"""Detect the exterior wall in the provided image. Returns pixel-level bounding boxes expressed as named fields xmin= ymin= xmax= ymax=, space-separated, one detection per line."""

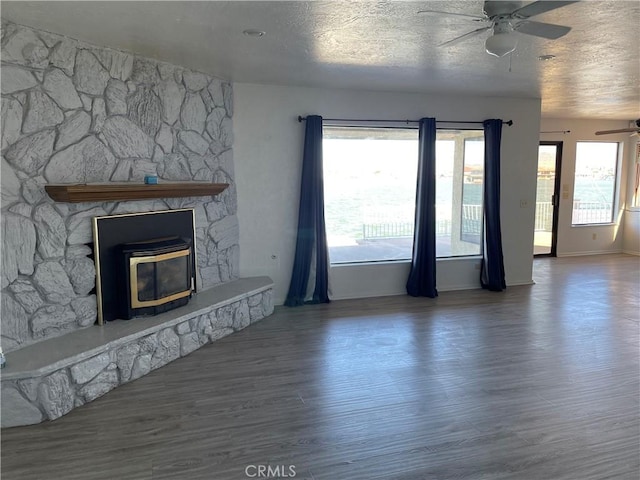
xmin=540 ymin=118 xmax=633 ymax=256
xmin=0 ymin=21 xmax=239 ymax=352
xmin=234 ymin=83 xmax=542 ymax=304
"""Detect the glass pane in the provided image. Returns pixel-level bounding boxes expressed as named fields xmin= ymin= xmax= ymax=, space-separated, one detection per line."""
xmin=136 ymin=262 xmax=156 ymax=302
xmin=156 ymin=256 xmax=189 ymax=298
xmin=461 ymin=137 xmax=484 ymax=254
xmin=135 ymin=256 xmax=189 ymax=302
xmin=435 ymin=132 xmax=484 ymax=257
xmin=634 ymin=142 xmax=640 ymax=207
xmin=572 ymin=142 xmax=618 ymax=225
xmin=323 ymin=127 xmax=484 ymax=264
xmin=534 ymin=145 xmax=557 ymax=255
xmin=324 ymin=127 xmax=418 ymax=264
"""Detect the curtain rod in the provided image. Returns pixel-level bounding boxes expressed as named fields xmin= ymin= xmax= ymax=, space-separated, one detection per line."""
xmin=297 ymin=116 xmax=513 ymax=126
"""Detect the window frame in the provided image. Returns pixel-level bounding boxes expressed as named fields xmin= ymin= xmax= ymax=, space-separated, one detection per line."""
xmin=632 ymin=141 xmax=640 ymax=209
xmin=321 ymin=123 xmax=486 ymax=265
xmin=570 ymin=141 xmax=622 ymax=227
xmin=322 ymin=124 xmax=419 ymax=265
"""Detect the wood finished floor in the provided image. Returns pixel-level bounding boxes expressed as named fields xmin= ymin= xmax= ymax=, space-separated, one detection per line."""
xmin=2 ymin=254 xmax=639 ymax=480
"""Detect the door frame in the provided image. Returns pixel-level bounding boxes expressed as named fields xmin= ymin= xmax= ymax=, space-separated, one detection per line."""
xmin=536 ymin=141 xmax=563 ymax=257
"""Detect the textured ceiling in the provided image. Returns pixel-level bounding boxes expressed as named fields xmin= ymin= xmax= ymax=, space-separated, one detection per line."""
xmin=2 ymin=1 xmax=639 ymax=120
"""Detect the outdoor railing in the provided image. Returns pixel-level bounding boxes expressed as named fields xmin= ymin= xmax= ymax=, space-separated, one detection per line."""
xmin=362 ymin=204 xmax=482 ymax=240
xmin=535 ymin=201 xmax=613 ymax=228
xmin=571 ymin=201 xmax=613 ymax=224
xmin=362 ymin=222 xmax=414 ymax=239
xmin=361 ymin=201 xmax=614 ymax=240
xmin=535 ymin=202 xmax=554 ymax=231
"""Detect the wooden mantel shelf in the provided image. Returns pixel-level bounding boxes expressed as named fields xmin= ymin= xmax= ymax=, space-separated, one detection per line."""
xmin=45 ymin=183 xmax=229 ymax=203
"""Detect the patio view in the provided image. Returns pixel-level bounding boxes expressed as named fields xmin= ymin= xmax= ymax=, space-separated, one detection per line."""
xmin=323 ymin=127 xmax=484 ymax=264
xmin=534 ymin=142 xmax=618 ymax=255
xmin=325 ymin=131 xmax=619 ymax=264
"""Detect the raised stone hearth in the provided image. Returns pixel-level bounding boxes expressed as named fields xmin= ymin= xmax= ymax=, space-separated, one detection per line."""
xmin=1 ymin=277 xmax=274 ymax=428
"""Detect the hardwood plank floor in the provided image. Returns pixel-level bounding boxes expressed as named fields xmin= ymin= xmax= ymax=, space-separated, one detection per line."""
xmin=2 ymin=254 xmax=639 ymax=480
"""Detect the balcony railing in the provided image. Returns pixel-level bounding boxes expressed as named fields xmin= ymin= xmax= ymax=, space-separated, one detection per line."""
xmin=362 ymin=204 xmax=482 ymax=240
xmin=535 ymin=202 xmax=554 ymax=231
xmin=535 ymin=201 xmax=613 ymax=228
xmin=361 ymin=201 xmax=614 ymax=241
xmin=571 ymin=201 xmax=613 ymax=224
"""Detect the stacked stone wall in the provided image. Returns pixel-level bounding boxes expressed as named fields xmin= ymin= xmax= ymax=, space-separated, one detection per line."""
xmin=1 ymin=21 xmax=239 ymax=352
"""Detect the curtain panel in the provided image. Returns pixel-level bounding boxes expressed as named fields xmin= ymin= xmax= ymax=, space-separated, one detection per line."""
xmin=406 ymin=117 xmax=438 ymax=298
xmin=481 ymin=119 xmax=507 ymax=291
xmin=285 ymin=115 xmax=330 ymax=306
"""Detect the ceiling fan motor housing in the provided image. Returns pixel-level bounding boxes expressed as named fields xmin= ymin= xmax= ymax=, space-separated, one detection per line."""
xmin=484 ymin=1 xmax=522 ymax=17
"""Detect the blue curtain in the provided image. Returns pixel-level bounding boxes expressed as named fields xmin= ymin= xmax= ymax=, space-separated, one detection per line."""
xmin=481 ymin=119 xmax=507 ymax=291
xmin=285 ymin=115 xmax=330 ymax=306
xmin=406 ymin=118 xmax=438 ymax=298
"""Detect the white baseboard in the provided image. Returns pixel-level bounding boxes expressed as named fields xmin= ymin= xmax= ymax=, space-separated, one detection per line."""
xmin=439 ymin=284 xmax=482 ymax=292
xmin=326 ymin=281 xmax=537 ymax=301
xmin=507 ymin=280 xmax=536 ymax=286
xmin=557 ymin=250 xmax=623 ymax=257
xmin=622 ymin=249 xmax=640 ymax=256
xmin=329 ymin=284 xmax=483 ymax=301
xmin=329 ymin=290 xmax=406 ymax=301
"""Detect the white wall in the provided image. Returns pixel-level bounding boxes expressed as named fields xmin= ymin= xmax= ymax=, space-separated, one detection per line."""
xmin=623 ymin=134 xmax=640 ymax=255
xmin=622 ymin=126 xmax=640 ymax=255
xmin=623 ymin=211 xmax=640 ymax=255
xmin=234 ymin=83 xmax=541 ymax=304
xmin=540 ymin=118 xmax=634 ymax=256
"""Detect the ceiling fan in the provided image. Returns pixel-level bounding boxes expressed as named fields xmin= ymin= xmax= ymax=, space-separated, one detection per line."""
xmin=419 ymin=1 xmax=578 ymax=57
xmin=595 ymin=120 xmax=640 ymax=136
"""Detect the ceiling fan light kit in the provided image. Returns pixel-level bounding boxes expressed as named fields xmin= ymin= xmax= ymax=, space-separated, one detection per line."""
xmin=485 ymin=31 xmax=518 ymax=57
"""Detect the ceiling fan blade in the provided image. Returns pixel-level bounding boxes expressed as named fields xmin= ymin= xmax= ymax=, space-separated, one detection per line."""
xmin=511 ymin=1 xmax=579 ymax=19
xmin=595 ymin=128 xmax=640 ymax=135
xmin=418 ymin=9 xmax=488 ymax=22
xmin=439 ymin=26 xmax=492 ymax=47
xmin=515 ymin=21 xmax=571 ymax=39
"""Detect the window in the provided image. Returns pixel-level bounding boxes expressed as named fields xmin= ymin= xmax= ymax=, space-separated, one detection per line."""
xmin=323 ymin=126 xmax=484 ymax=264
xmin=323 ymin=127 xmax=418 ymax=264
xmin=634 ymin=142 xmax=640 ymax=208
xmin=572 ymin=142 xmax=619 ymax=225
xmin=437 ymin=132 xmax=485 ymax=257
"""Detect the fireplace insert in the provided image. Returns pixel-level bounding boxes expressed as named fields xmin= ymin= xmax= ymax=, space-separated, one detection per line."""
xmin=93 ymin=208 xmax=198 ymax=324
xmin=117 ymin=237 xmax=193 ymax=320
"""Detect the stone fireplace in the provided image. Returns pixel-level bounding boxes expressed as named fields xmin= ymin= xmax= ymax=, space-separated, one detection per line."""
xmin=1 ymin=19 xmax=243 ymax=352
xmin=0 ymin=21 xmax=274 ymax=427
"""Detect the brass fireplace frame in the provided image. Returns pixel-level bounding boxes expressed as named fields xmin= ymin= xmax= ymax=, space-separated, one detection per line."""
xmin=129 ymin=249 xmax=192 ymax=308
xmin=92 ymin=208 xmax=198 ymax=325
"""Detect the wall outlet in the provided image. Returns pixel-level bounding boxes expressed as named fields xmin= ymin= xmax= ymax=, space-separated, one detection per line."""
xmin=592 ymin=233 xmax=597 ymax=240
xmin=520 ymin=199 xmax=528 ymax=208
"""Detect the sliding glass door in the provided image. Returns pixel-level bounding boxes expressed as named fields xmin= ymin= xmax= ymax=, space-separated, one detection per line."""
xmin=534 ymin=142 xmax=562 ymax=256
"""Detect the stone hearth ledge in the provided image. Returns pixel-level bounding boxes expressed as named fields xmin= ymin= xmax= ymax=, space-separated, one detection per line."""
xmin=1 ymin=276 xmax=273 ymax=428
